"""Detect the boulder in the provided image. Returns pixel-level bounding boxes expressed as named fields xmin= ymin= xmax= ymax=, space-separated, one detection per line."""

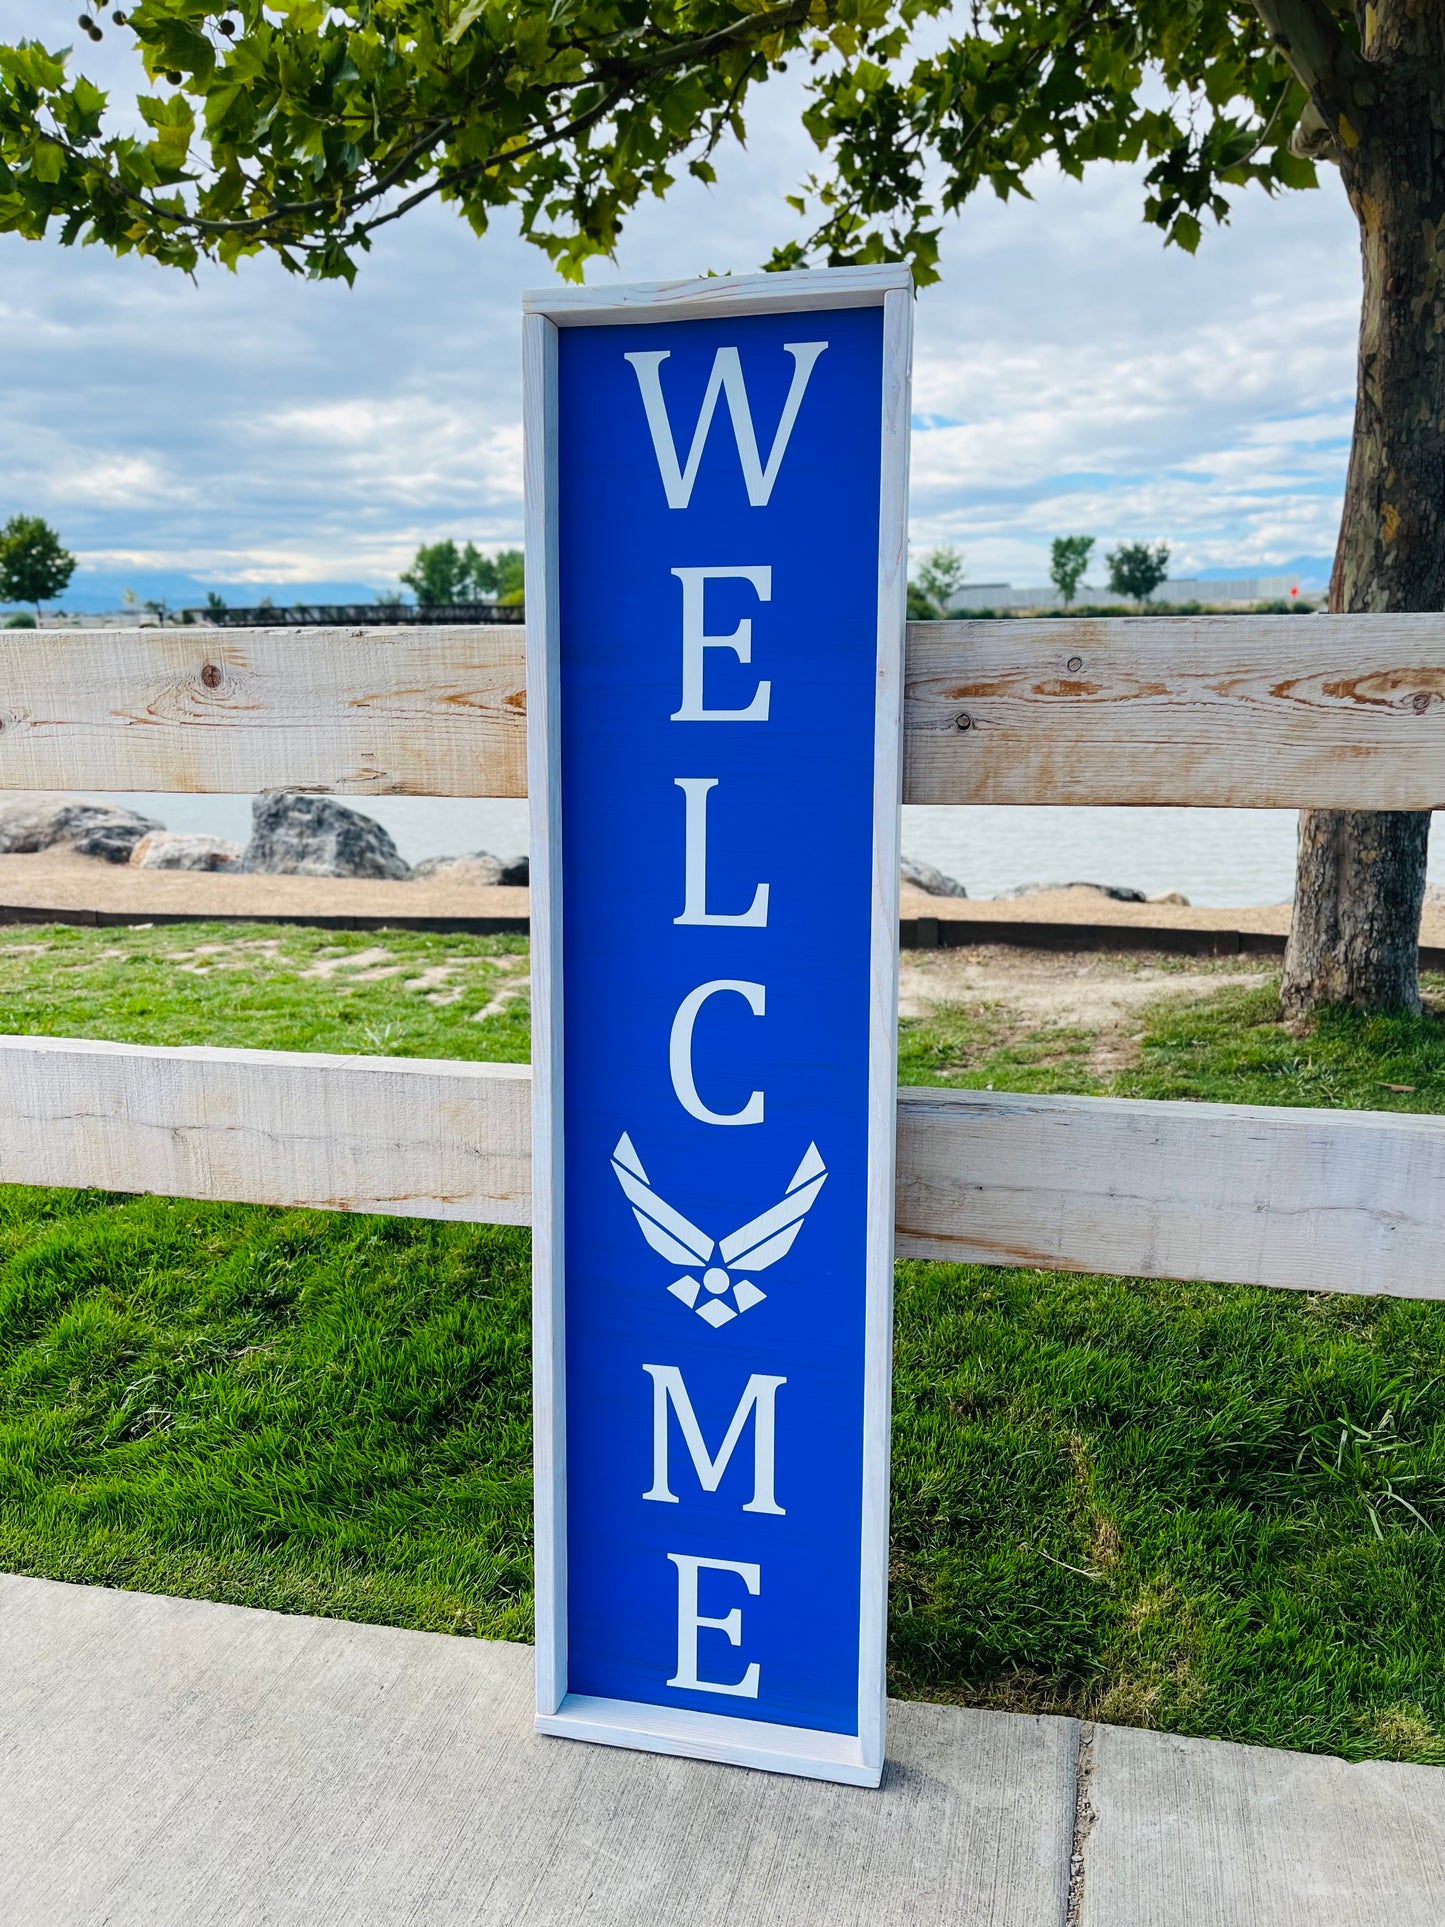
xmin=0 ymin=798 xmax=163 ymax=864
xmin=1146 ymin=889 xmax=1192 ymax=907
xmin=130 ymin=831 xmax=244 ymax=872
xmin=411 ymin=852 xmax=505 ymax=886
xmin=242 ymin=792 xmax=411 ymax=879
xmin=901 ymin=856 xmax=967 ymax=898
xmin=499 ymin=854 xmax=529 ymax=886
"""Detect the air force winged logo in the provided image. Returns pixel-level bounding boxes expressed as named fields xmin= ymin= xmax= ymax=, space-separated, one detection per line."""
xmin=610 ymin=1132 xmax=828 ymax=1327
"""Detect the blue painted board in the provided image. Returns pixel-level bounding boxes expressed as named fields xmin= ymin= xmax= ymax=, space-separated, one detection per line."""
xmin=556 ymin=301 xmax=888 ymax=1742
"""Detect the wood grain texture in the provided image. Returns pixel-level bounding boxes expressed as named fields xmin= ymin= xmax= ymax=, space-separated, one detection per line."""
xmin=5 ymin=612 xmax=1444 ymax=804
xmin=4 ymin=1035 xmax=1443 ymax=1302
xmin=0 ymin=1035 xmax=531 ymax=1222
xmin=0 ymin=626 xmax=527 ymax=797
xmin=904 ymin=612 xmax=1445 ymax=807
xmin=895 ymin=1087 xmax=1445 ymax=1299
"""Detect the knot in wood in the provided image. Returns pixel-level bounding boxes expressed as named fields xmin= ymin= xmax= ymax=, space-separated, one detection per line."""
xmin=955 ymin=711 xmax=973 ymax=732
xmin=200 ymin=663 xmax=223 ymax=688
xmin=1066 ymin=655 xmax=1083 ymax=673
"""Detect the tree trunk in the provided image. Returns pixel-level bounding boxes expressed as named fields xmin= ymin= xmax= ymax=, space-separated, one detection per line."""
xmin=1280 ymin=5 xmax=1445 ymax=1020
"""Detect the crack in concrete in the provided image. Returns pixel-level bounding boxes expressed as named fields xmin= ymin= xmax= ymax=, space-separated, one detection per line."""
xmin=1065 ymin=1721 xmax=1098 ymax=1927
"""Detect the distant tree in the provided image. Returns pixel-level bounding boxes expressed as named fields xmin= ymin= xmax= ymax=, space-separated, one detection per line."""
xmin=0 ymin=514 xmax=75 ymax=618
xmin=906 ymin=582 xmax=940 ymax=621
xmin=401 ymin=539 xmax=466 ymax=606
xmin=494 ymin=549 xmax=525 ymax=605
xmin=1106 ymin=541 xmax=1171 ymax=611
xmin=461 ymin=542 xmax=498 ymax=599
xmin=913 ymin=545 xmax=966 ymax=616
xmin=204 ymin=590 xmax=226 ymax=612
xmin=1049 ymin=535 xmax=1095 ymax=608
xmin=401 ymin=540 xmax=522 ymax=605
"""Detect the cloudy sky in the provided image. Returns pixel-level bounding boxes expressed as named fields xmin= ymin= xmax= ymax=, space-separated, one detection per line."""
xmin=0 ymin=20 xmax=1362 ymax=610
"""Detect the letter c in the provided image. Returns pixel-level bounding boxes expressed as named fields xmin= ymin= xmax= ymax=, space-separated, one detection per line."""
xmin=669 ymin=980 xmax=765 ymax=1126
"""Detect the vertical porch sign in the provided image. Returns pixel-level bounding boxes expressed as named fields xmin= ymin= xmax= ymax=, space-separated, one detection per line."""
xmin=525 ymin=266 xmax=912 ymax=1786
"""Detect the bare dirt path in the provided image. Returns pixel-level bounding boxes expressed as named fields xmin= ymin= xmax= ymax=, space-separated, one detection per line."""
xmin=900 ymin=946 xmax=1275 ymax=1077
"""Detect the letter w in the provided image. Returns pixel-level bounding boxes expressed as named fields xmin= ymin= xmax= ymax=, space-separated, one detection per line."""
xmin=624 ymin=343 xmax=828 ymax=509
xmin=642 ymin=1364 xmax=786 ymax=1514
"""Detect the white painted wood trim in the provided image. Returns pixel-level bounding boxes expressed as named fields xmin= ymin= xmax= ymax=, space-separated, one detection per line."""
xmin=5 ymin=612 xmax=1443 ymax=806
xmin=5 ymin=1038 xmax=1444 ymax=1304
xmin=537 ymin=1695 xmax=879 ymax=1787
xmin=855 ymin=283 xmax=912 ymax=1782
xmin=522 ymin=266 xmax=910 ymax=327
xmin=524 ymin=311 xmax=568 ymax=1719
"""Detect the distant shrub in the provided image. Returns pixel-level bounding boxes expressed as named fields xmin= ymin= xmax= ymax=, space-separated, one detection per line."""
xmin=3 ymin=611 xmax=37 ymax=628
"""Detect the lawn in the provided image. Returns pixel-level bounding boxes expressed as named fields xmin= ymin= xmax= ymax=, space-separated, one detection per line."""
xmin=2 ymin=922 xmax=1444 ymax=1765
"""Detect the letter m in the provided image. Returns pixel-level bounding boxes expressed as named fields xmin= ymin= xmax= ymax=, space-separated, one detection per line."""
xmin=624 ymin=343 xmax=828 ymax=509
xmin=642 ymin=1364 xmax=786 ymax=1515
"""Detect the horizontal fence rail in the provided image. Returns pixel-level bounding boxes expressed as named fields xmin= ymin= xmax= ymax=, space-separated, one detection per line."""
xmin=2 ymin=1036 xmax=1441 ymax=1301
xmin=904 ymin=614 xmax=1445 ymax=809
xmin=2 ymin=615 xmax=1443 ymax=805
xmin=0 ymin=627 xmax=529 ymax=799
xmin=0 ymin=1037 xmax=532 ymax=1223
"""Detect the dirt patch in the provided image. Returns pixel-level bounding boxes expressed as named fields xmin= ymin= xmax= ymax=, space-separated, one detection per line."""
xmin=901 ymin=945 xmax=1274 ymax=1077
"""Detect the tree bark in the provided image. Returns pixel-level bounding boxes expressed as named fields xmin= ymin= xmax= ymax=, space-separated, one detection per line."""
xmin=1279 ymin=1 xmax=1445 ymax=1019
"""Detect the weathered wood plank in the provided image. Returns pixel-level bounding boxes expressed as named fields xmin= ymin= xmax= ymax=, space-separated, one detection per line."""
xmin=895 ymin=1087 xmax=1445 ymax=1299
xmin=0 ymin=1035 xmax=531 ymax=1221
xmin=904 ymin=613 xmax=1445 ymax=808
xmin=0 ymin=627 xmax=528 ymax=797
xmin=5 ymin=613 xmax=1445 ymax=805
xmin=3 ymin=1036 xmax=1442 ymax=1301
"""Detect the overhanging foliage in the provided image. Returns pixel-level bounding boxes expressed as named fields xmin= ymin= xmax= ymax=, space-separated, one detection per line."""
xmin=0 ymin=1 xmax=1330 ymax=284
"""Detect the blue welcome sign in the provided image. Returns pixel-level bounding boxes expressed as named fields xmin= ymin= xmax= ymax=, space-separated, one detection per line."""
xmin=524 ymin=267 xmax=912 ymax=1785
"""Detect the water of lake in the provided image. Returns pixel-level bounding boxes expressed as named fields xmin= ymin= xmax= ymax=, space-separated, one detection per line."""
xmin=73 ymin=793 xmax=1445 ymax=908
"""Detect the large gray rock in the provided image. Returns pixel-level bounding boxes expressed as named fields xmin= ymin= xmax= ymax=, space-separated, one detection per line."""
xmin=498 ymin=854 xmax=528 ymax=886
xmin=242 ymin=793 xmax=411 ymax=879
xmin=411 ymin=852 xmax=505 ymax=886
xmin=901 ymin=856 xmax=968 ymax=898
xmin=130 ymin=831 xmax=244 ymax=873
xmin=0 ymin=798 xmax=163 ymax=864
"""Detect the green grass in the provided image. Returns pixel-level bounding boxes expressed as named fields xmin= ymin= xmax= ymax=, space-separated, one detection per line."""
xmin=3 ymin=924 xmax=1445 ymax=1764
xmin=897 ymin=998 xmax=1106 ymax=1093
xmin=0 ymin=921 xmax=531 ymax=1061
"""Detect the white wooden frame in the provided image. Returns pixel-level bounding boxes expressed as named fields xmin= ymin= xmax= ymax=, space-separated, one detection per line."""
xmin=521 ymin=266 xmax=912 ymax=1786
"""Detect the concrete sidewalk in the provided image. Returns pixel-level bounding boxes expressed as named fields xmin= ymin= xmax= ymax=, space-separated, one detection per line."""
xmin=2 ymin=1575 xmax=1443 ymax=1925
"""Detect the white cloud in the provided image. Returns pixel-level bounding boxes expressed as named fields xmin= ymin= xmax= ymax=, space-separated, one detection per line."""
xmin=0 ymin=46 xmax=1362 ymax=599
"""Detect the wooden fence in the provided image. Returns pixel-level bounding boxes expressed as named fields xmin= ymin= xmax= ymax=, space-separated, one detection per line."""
xmin=2 ymin=615 xmax=1443 ymax=1302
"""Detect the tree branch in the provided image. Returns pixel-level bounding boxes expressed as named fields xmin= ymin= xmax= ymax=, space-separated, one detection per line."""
xmin=1250 ymin=0 xmax=1369 ymax=149
xmin=18 ymin=0 xmax=812 ymax=258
